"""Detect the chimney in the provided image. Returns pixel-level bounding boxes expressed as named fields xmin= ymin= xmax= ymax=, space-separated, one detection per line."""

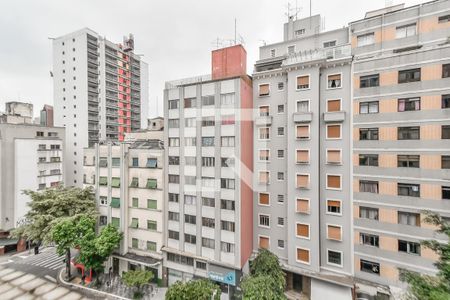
xmin=211 ymin=44 xmax=247 ymax=80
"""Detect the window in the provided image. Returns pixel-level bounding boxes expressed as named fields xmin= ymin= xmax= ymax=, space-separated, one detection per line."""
xmin=111 ymin=217 xmax=120 ymax=228
xmin=131 ymin=157 xmax=139 ymax=167
xmin=201 ymin=95 xmax=215 ymax=106
xmin=259 ymin=128 xmax=270 ymax=140
xmin=202 ymin=177 xmax=215 ymax=188
xmin=184 ymin=98 xmax=196 ymax=108
xmin=185 ymin=118 xmax=196 ymax=127
xmin=145 ymin=219 xmax=156 ymax=231
xmin=277 ymin=105 xmax=284 ymax=113
xmin=132 ymin=238 xmax=139 ymax=248
xmin=168 ymin=174 xmax=180 ymax=184
xmin=296 ymin=150 xmax=309 ymax=164
xmin=147 ymin=199 xmax=157 ymax=209
xmin=327 ymin=99 xmax=341 ymax=112
xmin=277 ymin=195 xmax=284 ymax=204
xmin=278 ymin=240 xmax=285 ymax=249
xmin=201 ymin=157 xmax=215 ymax=167
xmin=221 ymin=199 xmax=235 ymax=211
xmin=100 ymin=196 xmax=108 ymax=206
xmin=185 ymin=234 xmax=196 ymax=244
xmin=296 ymin=223 xmax=309 ymax=238
xmin=168 ymin=193 xmax=179 ymax=203
xmin=443 ymin=64 xmax=450 ymax=78
xmin=327 ymin=225 xmax=342 ymax=241
xmin=287 ymin=45 xmax=295 ymax=55
xmin=398 ymin=155 xmax=420 ymax=168
xmin=185 ymin=176 xmax=196 ymax=185
xmin=296 ymin=199 xmax=309 ymax=214
xmin=168 ymin=156 xmax=179 ymax=165
xmin=396 ymin=23 xmax=417 ymax=38
xmin=185 ymin=156 xmax=196 ymax=165
xmin=259 ymin=214 xmax=270 ymax=227
xmin=327 ymin=74 xmax=342 ymax=89
xmin=443 ymin=95 xmax=450 ymax=109
xmin=259 ymin=171 xmax=269 ymax=184
xmin=99 ymin=177 xmax=107 ymax=186
xmin=327 ymin=250 xmax=342 ymax=266
xmin=259 ymin=84 xmax=270 ymax=96
xmin=147 ymin=158 xmax=157 ymax=168
xmin=399 ymin=240 xmax=420 ymax=255
xmin=168 ymin=230 xmax=179 ymax=240
xmin=277 ymin=172 xmax=284 ymax=181
xmin=327 ymin=149 xmax=341 ymax=164
xmin=438 ymin=14 xmax=450 ymax=23
xmin=327 ymin=200 xmax=341 ymax=215
xmin=168 ymin=212 xmax=179 ymax=222
xmin=270 ymin=49 xmax=276 ymax=57
xmin=277 ymin=217 xmax=284 ymax=226
xmin=296 ymin=100 xmax=309 ymax=112
xmin=360 ymin=233 xmax=379 ymax=247
xmin=36 ymin=131 xmax=44 ymax=137
xmin=359 ymin=154 xmax=379 ymax=166
xmin=146 ymin=179 xmax=157 ymax=189
xmin=99 ymin=216 xmax=107 ymax=226
xmin=196 ymin=261 xmax=207 ymax=270
xmin=327 ymin=124 xmax=341 ymax=139
xmin=259 ymin=149 xmax=270 ymax=161
xmin=442 ymin=156 xmax=450 ymax=169
xmin=220 ymin=93 xmax=235 ymax=105
xmin=202 ymin=197 xmax=215 ymax=207
xmin=185 ymin=138 xmax=196 ymax=147
xmin=221 ymin=157 xmax=234 ymax=167
xmin=357 ymin=33 xmax=375 ymax=47
xmin=277 ymin=150 xmax=285 ymax=158
xmin=295 ymin=29 xmax=305 ymax=36
xmin=167 ymin=253 xmax=193 ymax=266
xmin=296 ymin=125 xmax=309 ymax=139
xmin=399 ymin=68 xmax=421 ymax=83
xmin=168 ymin=99 xmax=179 ymax=109
xmin=323 ymin=40 xmax=336 ymax=48
xmin=277 ymin=127 xmax=285 ymax=136
xmin=99 ymin=157 xmax=108 ymax=167
xmin=296 ymin=248 xmax=310 ymax=264
xmin=221 ymin=136 xmax=235 ymax=147
xmin=398 ymin=126 xmax=420 ymax=140
xmin=359 ymin=180 xmax=378 ymax=193
xmin=398 ymin=97 xmax=420 ymax=112
xmin=202 ymin=137 xmax=215 ymax=147
xmin=398 ymin=212 xmax=420 ymax=226
xmin=184 ymin=195 xmax=196 ymax=205
xmin=132 ymin=198 xmax=138 ymax=207
xmin=359 ymin=101 xmax=379 ymax=114
xmin=360 ymin=74 xmax=379 ymax=88
xmin=278 ymin=82 xmax=284 ymax=90
xmin=168 ymin=138 xmax=180 ymax=147
xmin=297 ymin=174 xmax=309 ymax=189
xmin=184 ymin=214 xmax=196 ymax=225
xmin=259 ymin=106 xmax=269 ymax=116
xmin=259 ymin=193 xmax=269 ymax=205
xmin=359 ymin=128 xmax=379 ymax=140
xmin=442 ymin=186 xmax=450 ymax=200
xmin=221 ymin=221 xmax=235 ymax=232
xmin=327 ymin=175 xmax=341 ymax=190
xmin=221 ymin=178 xmax=235 ymax=189
xmin=168 ymin=119 xmax=179 ymax=128
xmin=443 ymin=125 xmax=450 ymax=139
xmin=202 ymin=237 xmax=215 ymax=249
xmin=201 ymin=116 xmax=215 ymax=127
xmin=359 ymin=207 xmax=379 ymax=220
xmin=398 ymin=183 xmax=420 ymax=197
xmin=296 ymin=75 xmax=310 ymax=89
xmin=202 ymin=217 xmax=215 ymax=228
xmin=147 ymin=241 xmax=157 ymax=252
xmin=360 ymin=260 xmax=379 ymax=275
xmin=221 ymin=242 xmax=235 ymax=253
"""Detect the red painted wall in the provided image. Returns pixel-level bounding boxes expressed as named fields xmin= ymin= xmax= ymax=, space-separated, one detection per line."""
xmin=239 ymin=76 xmax=253 ymax=268
xmin=211 ymin=45 xmax=247 ymax=80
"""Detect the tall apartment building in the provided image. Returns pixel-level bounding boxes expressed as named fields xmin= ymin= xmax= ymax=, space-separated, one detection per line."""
xmin=252 ymin=15 xmax=353 ymax=299
xmin=83 ymin=136 xmax=164 ymax=280
xmin=350 ymin=1 xmax=450 ymax=297
xmin=40 ymin=104 xmax=54 ymax=127
xmin=0 ymin=103 xmax=64 ymax=230
xmin=53 ymin=28 xmax=149 ymax=187
xmin=163 ymin=45 xmax=253 ymax=297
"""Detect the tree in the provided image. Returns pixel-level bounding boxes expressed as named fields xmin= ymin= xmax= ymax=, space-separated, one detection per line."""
xmin=165 ymin=279 xmax=221 ymax=300
xmin=122 ymin=269 xmax=154 ymax=299
xmin=405 ymin=213 xmax=450 ymax=300
xmin=52 ymin=217 xmax=78 ymax=279
xmin=241 ymin=249 xmax=286 ymax=299
xmin=12 ymin=186 xmax=97 ymax=246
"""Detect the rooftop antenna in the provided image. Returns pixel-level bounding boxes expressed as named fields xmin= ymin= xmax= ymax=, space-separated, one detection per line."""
xmin=234 ymin=18 xmax=237 ymax=45
xmin=285 ymin=2 xmax=301 ymax=22
xmin=309 ymin=0 xmax=312 ymax=29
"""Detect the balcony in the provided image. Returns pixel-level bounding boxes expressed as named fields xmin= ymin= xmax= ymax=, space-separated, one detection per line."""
xmin=323 ymin=111 xmax=346 ymax=123
xmin=255 ymin=116 xmax=272 ymax=126
xmin=293 ymin=112 xmax=313 ymax=123
xmin=283 ymin=44 xmax=352 ymax=66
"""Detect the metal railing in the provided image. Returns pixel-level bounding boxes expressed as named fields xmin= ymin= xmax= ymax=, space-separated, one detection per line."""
xmin=165 ymin=74 xmax=212 ymax=89
xmin=283 ymin=44 xmax=352 ymax=66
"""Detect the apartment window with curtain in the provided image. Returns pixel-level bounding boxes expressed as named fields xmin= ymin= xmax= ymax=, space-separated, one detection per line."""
xmin=296 ymin=75 xmax=310 ymax=89
xmin=398 ymin=126 xmax=420 ymax=140
xmin=360 ymin=74 xmax=379 ymax=88
xmin=221 ymin=136 xmax=235 ymax=146
xmin=398 ymin=68 xmax=421 ymax=83
xmin=359 ymin=101 xmax=379 ymax=114
xmin=220 ymin=93 xmax=235 ymax=105
xmin=201 ymin=95 xmax=215 ymax=106
xmin=259 ymin=128 xmax=270 ymax=140
xmin=398 ymin=97 xmax=420 ymax=112
xmin=359 ymin=206 xmax=379 ymax=220
xmin=327 ymin=200 xmax=341 ymax=214
xmin=259 ymin=149 xmax=270 ymax=161
xmin=201 ymin=116 xmax=215 ymax=127
xmin=396 ymin=23 xmax=416 ymax=38
xmin=327 ymin=74 xmax=342 ymax=89
xmin=168 ymin=119 xmax=179 ymax=128
xmin=359 ymin=128 xmax=379 ymax=140
xmin=168 ymin=99 xmax=179 ymax=110
xmin=221 ymin=242 xmax=235 ymax=253
xmin=398 ymin=183 xmax=420 ymax=197
xmin=184 ymin=98 xmax=196 ymax=108
xmin=357 ymin=33 xmax=375 ymax=47
xmin=201 ymin=137 xmax=215 ymax=147
xmin=296 ymin=100 xmax=309 ymax=112
xmin=398 ymin=212 xmax=420 ymax=226
xmin=398 ymin=155 xmax=420 ymax=168
xmin=259 ymin=171 xmax=269 ymax=185
xmin=202 ymin=197 xmax=215 ymax=207
xmin=221 ymin=199 xmax=235 ymax=211
xmin=359 ymin=154 xmax=379 ymax=166
xmin=185 ymin=138 xmax=196 ymax=147
xmin=259 ymin=106 xmax=269 ymax=116
xmin=359 ymin=180 xmax=379 ymax=193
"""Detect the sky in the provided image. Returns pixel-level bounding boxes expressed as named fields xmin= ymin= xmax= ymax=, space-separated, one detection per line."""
xmin=0 ymin=0 xmax=423 ymax=118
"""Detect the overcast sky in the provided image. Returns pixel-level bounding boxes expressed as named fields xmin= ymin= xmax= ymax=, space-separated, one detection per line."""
xmin=0 ymin=0 xmax=423 ymax=118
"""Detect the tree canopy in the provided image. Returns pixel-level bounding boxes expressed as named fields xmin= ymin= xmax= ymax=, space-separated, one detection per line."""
xmin=122 ymin=269 xmax=154 ymax=299
xmin=165 ymin=279 xmax=221 ymax=300
xmin=405 ymin=213 xmax=450 ymax=300
xmin=12 ymin=186 xmax=97 ymax=244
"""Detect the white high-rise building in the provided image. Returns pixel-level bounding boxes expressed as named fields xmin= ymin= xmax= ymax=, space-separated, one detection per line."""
xmin=53 ymin=28 xmax=149 ymax=187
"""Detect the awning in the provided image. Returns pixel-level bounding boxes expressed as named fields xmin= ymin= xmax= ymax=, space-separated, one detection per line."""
xmin=99 ymin=177 xmax=108 ymax=185
xmin=146 ymin=179 xmax=157 ymax=189
xmin=0 ymin=238 xmax=19 ymax=247
xmin=146 ymin=158 xmax=157 ymax=168
xmin=111 ymin=177 xmax=120 ymax=188
xmin=110 ymin=197 xmax=120 ymax=208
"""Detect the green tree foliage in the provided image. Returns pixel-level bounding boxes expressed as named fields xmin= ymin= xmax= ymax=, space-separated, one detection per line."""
xmin=241 ymin=249 xmax=286 ymax=299
xmin=12 ymin=186 xmax=97 ymax=244
xmin=122 ymin=269 xmax=154 ymax=299
xmin=165 ymin=279 xmax=221 ymax=300
xmin=52 ymin=217 xmax=79 ymax=278
xmin=405 ymin=213 xmax=450 ymax=300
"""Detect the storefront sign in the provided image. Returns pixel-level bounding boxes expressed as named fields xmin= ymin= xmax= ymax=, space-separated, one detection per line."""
xmin=208 ymin=265 xmax=236 ymax=286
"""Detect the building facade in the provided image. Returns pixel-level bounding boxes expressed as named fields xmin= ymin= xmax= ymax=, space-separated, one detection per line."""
xmin=350 ymin=0 xmax=450 ymax=297
xmin=163 ymin=45 xmax=253 ymax=298
xmin=83 ymin=138 xmax=164 ymax=280
xmin=0 ymin=102 xmax=34 ymax=124
xmin=0 ymin=122 xmax=64 ymax=230
xmin=40 ymin=104 xmax=54 ymax=127
xmin=252 ymin=15 xmax=353 ymax=299
xmin=53 ymin=28 xmax=149 ymax=187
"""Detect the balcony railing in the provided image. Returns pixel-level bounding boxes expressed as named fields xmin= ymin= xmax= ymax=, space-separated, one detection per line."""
xmin=283 ymin=44 xmax=352 ymax=66
xmin=165 ymin=74 xmax=211 ymax=89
